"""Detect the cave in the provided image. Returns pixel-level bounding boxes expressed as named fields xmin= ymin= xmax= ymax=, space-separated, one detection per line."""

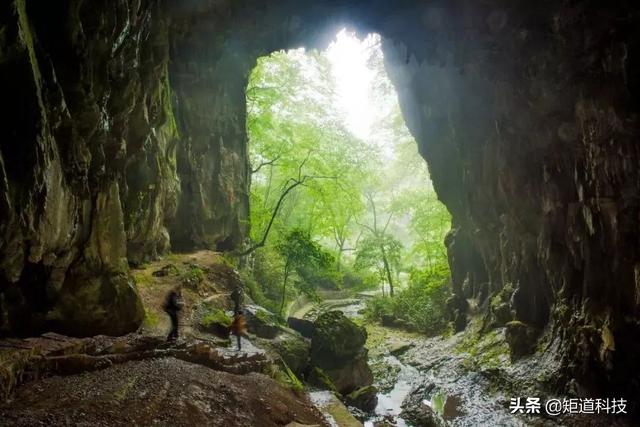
xmin=1 ymin=0 xmax=639 ymax=423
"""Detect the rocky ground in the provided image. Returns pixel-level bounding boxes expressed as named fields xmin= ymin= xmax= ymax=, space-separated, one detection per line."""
xmin=2 ymin=251 xmax=635 ymax=426
xmin=0 ymin=251 xmax=334 ymax=427
xmin=312 ymin=295 xmax=636 ymax=427
xmin=0 ymin=358 xmax=326 ymax=427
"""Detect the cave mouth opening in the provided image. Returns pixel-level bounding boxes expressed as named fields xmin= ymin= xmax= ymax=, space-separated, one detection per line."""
xmin=243 ymin=29 xmax=451 ymax=319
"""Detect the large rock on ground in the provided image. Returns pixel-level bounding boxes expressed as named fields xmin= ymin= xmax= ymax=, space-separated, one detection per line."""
xmin=345 ymin=385 xmax=378 ymax=412
xmin=244 ymin=305 xmax=283 ymax=339
xmin=505 ymin=320 xmax=539 ymax=360
xmin=258 ymin=329 xmax=310 ymax=377
xmin=310 ymin=311 xmax=373 ymax=394
xmin=287 ymin=316 xmax=314 ymax=338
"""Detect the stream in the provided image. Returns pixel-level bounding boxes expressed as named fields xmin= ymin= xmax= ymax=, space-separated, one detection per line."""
xmin=294 ymin=293 xmax=559 ymax=427
xmin=293 ymin=295 xmax=421 ymax=426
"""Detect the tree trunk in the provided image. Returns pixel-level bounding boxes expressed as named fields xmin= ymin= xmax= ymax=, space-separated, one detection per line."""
xmin=279 ymin=262 xmax=291 ymax=316
xmin=380 ymin=244 xmax=394 ymax=297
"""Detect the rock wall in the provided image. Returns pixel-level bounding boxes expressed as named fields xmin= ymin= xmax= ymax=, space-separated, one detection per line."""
xmin=0 ymin=0 xmax=176 ymax=335
xmin=381 ymin=1 xmax=640 ymax=401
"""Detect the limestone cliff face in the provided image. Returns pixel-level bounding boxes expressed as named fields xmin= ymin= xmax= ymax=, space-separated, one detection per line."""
xmin=380 ymin=1 xmax=640 ymax=400
xmin=1 ymin=0 xmax=639 ymax=404
xmin=0 ymin=0 xmax=174 ymax=335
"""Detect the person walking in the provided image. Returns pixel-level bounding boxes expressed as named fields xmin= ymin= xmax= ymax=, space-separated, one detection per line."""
xmin=163 ymin=287 xmax=183 ymax=342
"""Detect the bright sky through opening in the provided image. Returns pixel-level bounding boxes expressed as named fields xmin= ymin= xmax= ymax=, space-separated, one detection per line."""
xmin=326 ymin=29 xmax=380 ymax=139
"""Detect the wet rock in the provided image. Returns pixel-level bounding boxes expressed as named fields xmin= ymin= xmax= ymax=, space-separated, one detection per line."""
xmin=310 ymin=311 xmax=373 ymax=394
xmin=445 ymin=294 xmax=469 ymax=332
xmin=288 ymin=316 xmax=315 ymax=338
xmin=345 ymin=385 xmax=378 ymax=412
xmin=505 ymin=320 xmax=538 ymax=360
xmin=197 ymin=307 xmax=232 ymax=339
xmin=489 ymin=284 xmax=514 ymax=327
xmin=401 ymin=387 xmax=446 ymax=427
xmin=389 ymin=342 xmax=414 ymax=356
xmin=244 ymin=305 xmax=283 ymax=339
xmin=259 ymin=330 xmax=310 ymax=377
xmin=381 ymin=314 xmax=397 ymax=327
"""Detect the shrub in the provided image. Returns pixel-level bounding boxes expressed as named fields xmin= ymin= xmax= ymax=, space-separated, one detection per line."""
xmin=364 ymin=264 xmax=451 ymax=335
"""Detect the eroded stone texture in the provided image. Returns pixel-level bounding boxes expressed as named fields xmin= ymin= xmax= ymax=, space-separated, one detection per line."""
xmin=1 ymin=1 xmax=639 ymax=410
xmin=0 ymin=0 xmax=175 ymax=335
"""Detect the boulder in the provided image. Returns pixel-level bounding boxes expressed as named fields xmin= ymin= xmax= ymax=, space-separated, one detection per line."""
xmin=198 ymin=307 xmax=232 ymax=338
xmin=505 ymin=320 xmax=538 ymax=360
xmin=310 ymin=311 xmax=373 ymax=394
xmin=311 ymin=311 xmax=366 ymax=361
xmin=287 ymin=316 xmax=315 ymax=338
xmin=152 ymin=264 xmax=178 ymax=277
xmin=259 ymin=330 xmax=310 ymax=377
xmin=244 ymin=305 xmax=282 ymax=338
xmin=345 ymin=385 xmax=378 ymax=412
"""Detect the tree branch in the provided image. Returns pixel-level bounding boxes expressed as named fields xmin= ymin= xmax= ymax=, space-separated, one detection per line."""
xmin=251 ymin=155 xmax=281 ymax=174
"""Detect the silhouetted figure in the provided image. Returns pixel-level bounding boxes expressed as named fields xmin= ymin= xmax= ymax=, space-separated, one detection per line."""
xmin=230 ymin=309 xmax=247 ymax=351
xmin=163 ymin=288 xmax=183 ymax=342
xmin=230 ymin=285 xmax=243 ymax=313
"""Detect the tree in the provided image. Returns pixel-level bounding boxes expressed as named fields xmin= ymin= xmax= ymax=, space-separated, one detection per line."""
xmin=355 ymin=192 xmax=403 ymax=296
xmin=276 ymin=229 xmax=333 ymax=315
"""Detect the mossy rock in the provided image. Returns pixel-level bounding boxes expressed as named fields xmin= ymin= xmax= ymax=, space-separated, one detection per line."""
xmin=259 ymin=330 xmax=310 ymax=377
xmin=307 ymin=367 xmax=338 ymax=393
xmin=345 ymin=385 xmax=378 ymax=412
xmin=489 ymin=285 xmax=514 ymax=327
xmin=245 ymin=305 xmax=283 ymax=338
xmin=310 ymin=311 xmax=373 ymax=394
xmin=199 ymin=308 xmax=232 ymax=338
xmin=311 ymin=311 xmax=367 ymax=364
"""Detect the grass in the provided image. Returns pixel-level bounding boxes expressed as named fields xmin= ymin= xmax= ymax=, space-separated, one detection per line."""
xmin=180 ymin=266 xmax=205 ymax=285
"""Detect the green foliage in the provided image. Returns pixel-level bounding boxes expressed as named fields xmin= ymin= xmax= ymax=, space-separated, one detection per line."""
xmin=243 ymin=248 xmax=286 ymax=314
xmin=243 ymin=36 xmax=453 ymax=324
xmin=180 ymin=265 xmax=205 ymax=285
xmin=200 ymin=308 xmax=232 ymax=328
xmin=364 ymin=264 xmax=451 ymax=335
xmin=276 ymin=229 xmax=334 ymax=272
xmin=354 ymin=233 xmax=403 ymax=283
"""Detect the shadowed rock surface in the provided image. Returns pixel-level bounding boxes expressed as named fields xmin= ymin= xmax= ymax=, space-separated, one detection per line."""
xmin=1 ymin=0 xmax=640 ymax=419
xmin=0 ymin=358 xmax=327 ymax=427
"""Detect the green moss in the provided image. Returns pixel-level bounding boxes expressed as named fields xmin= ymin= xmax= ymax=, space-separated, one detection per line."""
xmin=200 ymin=308 xmax=232 ymax=328
xmin=265 ymin=363 xmax=304 ymax=393
xmin=323 ymin=400 xmax=361 ymax=427
xmin=132 ymin=269 xmax=154 ymax=288
xmin=143 ymin=309 xmax=159 ymax=328
xmin=455 ymin=323 xmax=510 ymax=370
xmin=308 ymin=367 xmax=338 ymax=393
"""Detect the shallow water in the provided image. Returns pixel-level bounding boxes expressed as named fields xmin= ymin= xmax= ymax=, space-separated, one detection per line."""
xmin=365 ymin=355 xmax=420 ymax=426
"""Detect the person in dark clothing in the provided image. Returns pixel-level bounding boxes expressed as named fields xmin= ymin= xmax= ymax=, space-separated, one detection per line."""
xmin=230 ymin=285 xmax=246 ymax=350
xmin=163 ymin=287 xmax=183 ymax=342
xmin=230 ymin=285 xmax=243 ymax=314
